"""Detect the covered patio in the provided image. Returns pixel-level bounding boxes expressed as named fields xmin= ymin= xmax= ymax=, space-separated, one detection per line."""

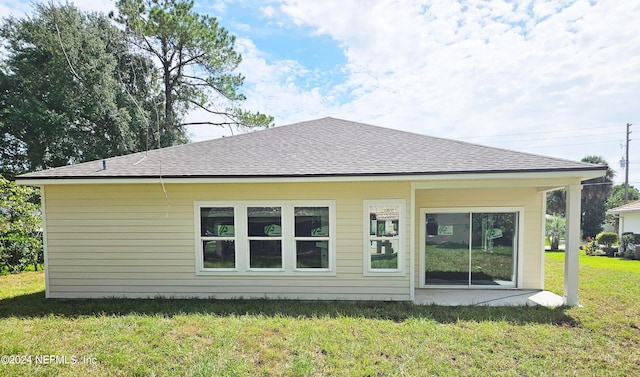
xmin=411 ymin=183 xmax=584 ymax=307
xmin=414 ymin=289 xmax=564 ymax=307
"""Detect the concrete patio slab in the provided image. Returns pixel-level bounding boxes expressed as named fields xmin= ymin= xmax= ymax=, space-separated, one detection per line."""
xmin=414 ymin=289 xmax=564 ymax=307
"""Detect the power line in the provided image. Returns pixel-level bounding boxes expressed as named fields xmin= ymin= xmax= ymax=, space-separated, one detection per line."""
xmin=459 ymin=131 xmax=625 ymax=148
xmin=582 ymin=182 xmax=614 ymax=187
xmin=483 ymin=138 xmax=621 ymax=149
xmin=487 ymin=124 xmax=617 ymax=137
xmin=478 ymin=134 xmax=621 ymax=144
xmin=460 ymin=124 xmax=625 ymax=141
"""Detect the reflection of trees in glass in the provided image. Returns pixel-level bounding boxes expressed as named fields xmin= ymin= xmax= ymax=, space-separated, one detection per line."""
xmin=295 ymin=207 xmax=329 ymax=237
xmin=471 ymin=213 xmax=515 ymax=248
xmin=425 ymin=212 xmax=516 ymax=285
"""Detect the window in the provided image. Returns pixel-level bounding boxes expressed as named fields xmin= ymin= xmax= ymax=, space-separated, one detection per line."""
xmin=195 ymin=201 xmax=335 ymax=275
xmin=422 ymin=208 xmax=520 ymax=287
xmin=200 ymin=207 xmax=236 ymax=269
xmin=364 ymin=200 xmax=405 ymax=275
xmin=248 ymin=207 xmax=283 ymax=270
xmin=294 ymin=207 xmax=330 ymax=269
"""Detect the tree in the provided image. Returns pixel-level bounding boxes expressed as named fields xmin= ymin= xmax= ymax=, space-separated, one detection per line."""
xmin=0 ymin=175 xmax=42 ymax=273
xmin=604 ymin=184 xmax=640 ymax=232
xmin=606 ymin=184 xmax=640 ymax=211
xmin=115 ymin=0 xmax=273 ymax=143
xmin=546 ymin=214 xmax=566 ymax=251
xmin=546 ymin=190 xmax=565 ymax=216
xmin=0 ymin=3 xmax=159 ymax=177
xmin=580 ymin=156 xmax=614 ymax=239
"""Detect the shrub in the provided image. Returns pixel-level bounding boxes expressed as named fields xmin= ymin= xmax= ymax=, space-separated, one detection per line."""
xmin=585 ymin=240 xmax=600 ymax=256
xmin=596 ymin=232 xmax=618 ymax=257
xmin=595 ymin=232 xmax=618 ymax=248
xmin=0 ymin=176 xmax=42 ymax=273
xmin=620 ymin=233 xmax=640 ymax=259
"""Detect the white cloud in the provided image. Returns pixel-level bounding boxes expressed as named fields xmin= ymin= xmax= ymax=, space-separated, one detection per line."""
xmin=259 ymin=5 xmax=275 ymax=18
xmin=62 ymin=0 xmax=117 ymax=14
xmin=0 ymin=0 xmax=31 ymax=18
xmin=0 ymin=1 xmax=118 ymax=20
xmin=232 ymin=38 xmax=337 ymax=123
xmin=210 ymin=1 xmax=227 ymax=15
xmin=2 ymin=0 xmax=638 ymax=183
xmin=262 ymin=0 xmax=639 ymax=183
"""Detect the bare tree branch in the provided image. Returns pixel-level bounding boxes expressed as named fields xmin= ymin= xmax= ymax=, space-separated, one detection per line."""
xmin=129 ymin=36 xmax=164 ymax=62
xmin=177 ymin=81 xmax=209 ymax=87
xmin=180 ymin=97 xmax=227 ymax=115
xmin=169 ymin=53 xmax=206 ymax=73
xmin=180 ymin=121 xmax=238 ymax=127
xmin=180 ymin=74 xmax=210 ymax=84
xmin=115 ymin=0 xmax=272 ymax=139
xmin=51 ymin=4 xmax=84 ymax=84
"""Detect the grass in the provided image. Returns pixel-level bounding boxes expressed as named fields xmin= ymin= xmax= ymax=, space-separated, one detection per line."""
xmin=0 ymin=264 xmax=44 ymax=276
xmin=0 ymin=254 xmax=639 ymax=376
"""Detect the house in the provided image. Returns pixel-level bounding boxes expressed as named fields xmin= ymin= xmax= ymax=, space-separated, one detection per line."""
xmin=16 ymin=117 xmax=607 ymax=305
xmin=608 ymin=200 xmax=640 ymax=232
xmin=608 ymin=200 xmax=640 ymax=255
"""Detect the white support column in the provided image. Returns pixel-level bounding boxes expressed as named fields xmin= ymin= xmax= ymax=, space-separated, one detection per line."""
xmin=540 ymin=191 xmax=547 ymax=290
xmin=409 ymin=182 xmax=416 ymax=302
xmin=564 ymin=184 xmax=582 ymax=306
xmin=618 ymin=216 xmax=624 ymax=254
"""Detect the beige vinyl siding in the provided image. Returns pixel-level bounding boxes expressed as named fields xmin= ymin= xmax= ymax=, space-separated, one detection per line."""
xmin=43 ymin=181 xmax=412 ymax=300
xmin=414 ymin=186 xmax=545 ymax=289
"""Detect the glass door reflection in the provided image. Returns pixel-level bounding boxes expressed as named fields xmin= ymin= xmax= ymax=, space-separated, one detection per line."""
xmin=425 ymin=213 xmax=470 ymax=285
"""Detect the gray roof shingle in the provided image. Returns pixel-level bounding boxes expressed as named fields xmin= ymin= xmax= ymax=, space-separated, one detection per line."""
xmin=17 ymin=117 xmax=606 ymax=179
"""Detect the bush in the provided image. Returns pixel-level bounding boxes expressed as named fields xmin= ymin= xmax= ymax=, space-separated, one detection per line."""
xmin=620 ymin=233 xmax=640 ymax=259
xmin=596 ymin=232 xmax=618 ymax=257
xmin=0 ymin=175 xmax=42 ymax=273
xmin=585 ymin=240 xmax=600 ymax=256
xmin=595 ymin=232 xmax=618 ymax=248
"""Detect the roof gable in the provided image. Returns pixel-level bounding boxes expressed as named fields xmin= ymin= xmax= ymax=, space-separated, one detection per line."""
xmin=18 ymin=117 xmax=607 ymax=180
xmin=608 ymin=200 xmax=640 ymax=214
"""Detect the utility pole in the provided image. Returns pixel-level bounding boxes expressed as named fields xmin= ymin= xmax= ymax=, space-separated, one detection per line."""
xmin=625 ymin=123 xmax=632 ymax=203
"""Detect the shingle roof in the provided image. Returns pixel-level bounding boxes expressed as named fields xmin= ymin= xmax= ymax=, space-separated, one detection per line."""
xmin=608 ymin=200 xmax=640 ymax=214
xmin=17 ymin=117 xmax=607 ymax=179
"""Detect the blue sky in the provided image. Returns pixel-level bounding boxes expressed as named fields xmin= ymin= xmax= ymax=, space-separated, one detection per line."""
xmin=205 ymin=1 xmax=349 ymax=93
xmin=1 ymin=0 xmax=639 ymax=185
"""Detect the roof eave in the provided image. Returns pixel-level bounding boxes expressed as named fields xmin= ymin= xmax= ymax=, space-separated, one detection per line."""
xmin=16 ymin=167 xmax=607 ymax=186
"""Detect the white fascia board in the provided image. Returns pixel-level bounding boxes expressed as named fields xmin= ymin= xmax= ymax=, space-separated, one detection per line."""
xmin=16 ymin=169 xmax=606 ymax=186
xmin=608 ymin=209 xmax=640 ymax=215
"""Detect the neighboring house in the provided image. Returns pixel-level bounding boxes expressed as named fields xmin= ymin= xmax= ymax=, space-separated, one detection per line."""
xmin=608 ymin=200 xmax=640 ymax=238
xmin=17 ymin=118 xmax=606 ymax=305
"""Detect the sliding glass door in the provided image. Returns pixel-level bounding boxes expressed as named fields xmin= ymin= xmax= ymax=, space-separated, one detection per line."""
xmin=425 ymin=213 xmax=470 ymax=285
xmin=424 ymin=210 xmax=518 ymax=287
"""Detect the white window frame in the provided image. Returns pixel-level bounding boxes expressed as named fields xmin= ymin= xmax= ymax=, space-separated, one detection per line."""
xmin=293 ymin=206 xmax=332 ymax=272
xmin=198 ymin=206 xmax=238 ymax=272
xmin=419 ymin=207 xmax=524 ymax=289
xmin=246 ymin=205 xmax=284 ymax=272
xmin=363 ymin=199 xmax=406 ymax=276
xmin=195 ymin=201 xmax=336 ymax=276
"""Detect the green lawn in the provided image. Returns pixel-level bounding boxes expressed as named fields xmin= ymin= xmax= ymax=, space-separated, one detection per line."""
xmin=0 ymin=253 xmax=639 ymax=376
